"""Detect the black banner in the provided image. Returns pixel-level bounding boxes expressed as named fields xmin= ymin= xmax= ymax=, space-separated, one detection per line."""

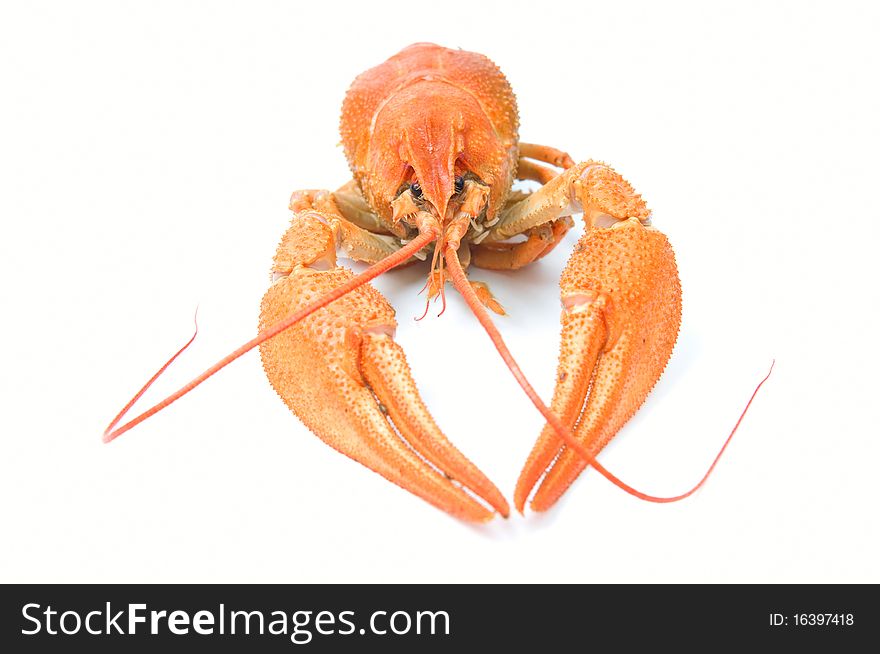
xmin=1 ymin=584 xmax=875 ymax=651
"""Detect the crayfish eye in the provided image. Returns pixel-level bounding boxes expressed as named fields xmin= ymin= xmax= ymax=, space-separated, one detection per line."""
xmin=410 ymin=182 xmax=422 ymax=198
xmin=454 ymin=176 xmax=464 ymax=195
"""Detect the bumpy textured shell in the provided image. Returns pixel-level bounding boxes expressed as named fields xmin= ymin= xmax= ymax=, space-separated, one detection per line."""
xmin=340 ymin=43 xmax=519 ymax=222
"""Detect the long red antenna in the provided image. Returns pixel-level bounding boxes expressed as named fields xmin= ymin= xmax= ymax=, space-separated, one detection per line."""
xmin=104 ymin=230 xmax=436 ymax=443
xmin=444 ymin=244 xmax=773 ymax=503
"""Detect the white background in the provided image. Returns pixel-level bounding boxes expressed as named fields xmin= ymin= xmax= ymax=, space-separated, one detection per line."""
xmin=1 ymin=1 xmax=877 ymax=583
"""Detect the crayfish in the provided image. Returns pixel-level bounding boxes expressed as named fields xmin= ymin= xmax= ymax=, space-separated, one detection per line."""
xmin=105 ymin=43 xmax=770 ymax=521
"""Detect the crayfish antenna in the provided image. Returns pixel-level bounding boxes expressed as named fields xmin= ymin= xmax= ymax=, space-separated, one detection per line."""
xmin=415 ymin=245 xmax=449 ymax=320
xmin=415 ymin=298 xmax=432 ymax=322
xmin=103 ymin=231 xmax=437 ymax=443
xmin=444 ymin=244 xmax=774 ymax=504
xmin=435 ymin=256 xmax=448 ymax=317
xmin=103 ymin=308 xmax=200 ymax=442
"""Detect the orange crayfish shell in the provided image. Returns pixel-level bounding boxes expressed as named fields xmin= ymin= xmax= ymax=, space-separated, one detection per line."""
xmin=340 ymin=42 xmax=520 ymax=223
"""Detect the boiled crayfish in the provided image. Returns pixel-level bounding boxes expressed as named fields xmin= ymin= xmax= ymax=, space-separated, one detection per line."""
xmin=105 ymin=43 xmax=770 ymax=522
